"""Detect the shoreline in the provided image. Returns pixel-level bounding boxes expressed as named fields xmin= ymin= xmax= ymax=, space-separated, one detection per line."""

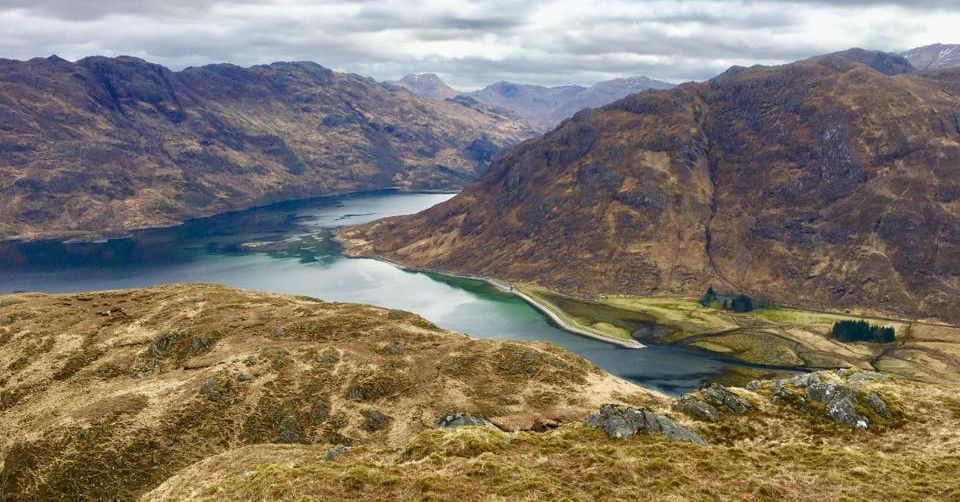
xmin=0 ymin=187 xmax=460 ymax=245
xmin=344 ymin=251 xmax=645 ymax=350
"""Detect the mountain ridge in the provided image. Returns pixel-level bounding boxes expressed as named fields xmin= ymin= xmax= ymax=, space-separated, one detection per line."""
xmin=0 ymin=55 xmax=535 ymax=241
xmin=343 ymin=49 xmax=960 ymax=325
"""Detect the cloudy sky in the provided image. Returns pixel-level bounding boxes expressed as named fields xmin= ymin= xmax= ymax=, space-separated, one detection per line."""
xmin=0 ymin=0 xmax=957 ymax=89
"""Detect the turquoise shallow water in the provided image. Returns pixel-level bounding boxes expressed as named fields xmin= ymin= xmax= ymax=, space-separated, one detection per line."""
xmin=0 ymin=190 xmax=770 ymax=394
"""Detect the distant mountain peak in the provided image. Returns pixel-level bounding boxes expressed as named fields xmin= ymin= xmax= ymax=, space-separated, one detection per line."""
xmin=386 ymin=73 xmax=459 ymax=100
xmin=467 ymin=76 xmax=674 ymax=132
xmin=903 ymin=43 xmax=960 ymax=70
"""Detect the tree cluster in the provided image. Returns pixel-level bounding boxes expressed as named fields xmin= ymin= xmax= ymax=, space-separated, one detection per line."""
xmin=698 ymin=287 xmax=754 ymax=313
xmin=830 ymin=320 xmax=896 ymax=343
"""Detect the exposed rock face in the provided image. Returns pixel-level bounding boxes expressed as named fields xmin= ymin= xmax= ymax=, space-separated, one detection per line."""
xmin=437 ymin=412 xmax=499 ymax=430
xmin=0 ymin=56 xmax=535 ymax=241
xmin=585 ymin=404 xmax=707 ymax=445
xmin=344 ymin=49 xmax=960 ymax=325
xmin=903 ymin=44 xmax=960 ymax=70
xmin=673 ymin=396 xmax=720 ymax=422
xmin=761 ymin=369 xmax=900 ymax=429
xmin=673 ymin=384 xmax=752 ymax=421
xmin=465 ymin=77 xmax=675 ymax=132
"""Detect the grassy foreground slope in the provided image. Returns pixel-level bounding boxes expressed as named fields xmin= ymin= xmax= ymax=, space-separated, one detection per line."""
xmin=148 ymin=368 xmax=960 ymax=501
xmin=0 ymin=285 xmax=646 ymax=500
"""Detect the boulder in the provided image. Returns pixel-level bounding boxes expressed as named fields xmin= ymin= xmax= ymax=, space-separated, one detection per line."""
xmin=436 ymin=412 xmax=499 ymax=430
xmin=702 ymin=384 xmax=753 ymax=414
xmin=324 ymin=445 xmax=350 ymax=461
xmin=585 ymin=404 xmax=707 ymax=446
xmin=863 ymin=391 xmax=891 ymax=419
xmin=673 ymin=396 xmax=720 ymax=422
xmin=826 ymin=396 xmax=869 ymax=429
xmin=361 ymin=409 xmax=393 ymax=432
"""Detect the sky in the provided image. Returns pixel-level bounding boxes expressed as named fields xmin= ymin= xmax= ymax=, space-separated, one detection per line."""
xmin=0 ymin=0 xmax=957 ymax=89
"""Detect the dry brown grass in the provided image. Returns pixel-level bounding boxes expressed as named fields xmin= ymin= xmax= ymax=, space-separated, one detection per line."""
xmin=0 ymin=284 xmax=647 ymax=501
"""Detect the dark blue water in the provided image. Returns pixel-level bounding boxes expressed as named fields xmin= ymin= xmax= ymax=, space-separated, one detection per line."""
xmin=0 ymin=191 xmax=769 ymax=394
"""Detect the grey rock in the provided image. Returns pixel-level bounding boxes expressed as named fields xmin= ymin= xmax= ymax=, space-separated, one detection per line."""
xmin=702 ymin=384 xmax=753 ymax=414
xmin=745 ymin=380 xmax=761 ymax=391
xmin=381 ymin=342 xmax=404 ymax=355
xmin=848 ymin=371 xmax=889 ymax=385
xmin=826 ymin=395 xmax=869 ymax=429
xmin=324 ymin=445 xmax=350 ymax=461
xmin=199 ymin=378 xmax=231 ymax=402
xmin=0 ymin=315 xmax=11 ymax=325
xmin=361 ymin=409 xmax=393 ymax=432
xmin=437 ymin=412 xmax=499 ymax=430
xmin=789 ymin=372 xmax=822 ymax=387
xmin=806 ymin=382 xmax=849 ymax=404
xmin=585 ymin=404 xmax=707 ymax=446
xmin=863 ymin=391 xmax=891 ymax=419
xmin=673 ymin=396 xmax=720 ymax=422
xmin=237 ymin=373 xmax=253 ymax=382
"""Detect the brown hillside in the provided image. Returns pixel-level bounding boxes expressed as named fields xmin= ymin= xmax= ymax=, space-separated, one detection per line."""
xmin=343 ymin=51 xmax=960 ymax=324
xmin=0 ymin=56 xmax=534 ymax=241
xmin=0 ymin=284 xmax=645 ymax=500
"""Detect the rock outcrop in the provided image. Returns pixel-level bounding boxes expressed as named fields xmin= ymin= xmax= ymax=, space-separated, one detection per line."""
xmin=756 ymin=369 xmax=901 ymax=429
xmin=585 ymin=404 xmax=707 ymax=445
xmin=673 ymin=384 xmax=753 ymax=421
xmin=437 ymin=412 xmax=499 ymax=430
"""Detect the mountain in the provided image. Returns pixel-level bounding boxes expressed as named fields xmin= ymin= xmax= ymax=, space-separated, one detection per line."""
xmin=466 ymin=76 xmax=675 ymax=131
xmin=0 ymin=56 xmax=535 ymax=241
xmin=342 ymin=49 xmax=960 ymax=325
xmin=385 ymin=73 xmax=459 ymax=100
xmin=903 ymin=43 xmax=960 ymax=70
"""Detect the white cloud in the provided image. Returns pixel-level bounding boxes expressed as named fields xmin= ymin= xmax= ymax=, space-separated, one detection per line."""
xmin=0 ymin=0 xmax=957 ymax=89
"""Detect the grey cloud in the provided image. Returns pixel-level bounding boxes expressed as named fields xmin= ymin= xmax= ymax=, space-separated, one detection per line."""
xmin=0 ymin=0 xmax=956 ymax=89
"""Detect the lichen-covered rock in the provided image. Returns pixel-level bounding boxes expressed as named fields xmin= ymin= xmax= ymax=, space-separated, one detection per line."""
xmin=437 ymin=412 xmax=499 ymax=430
xmin=324 ymin=445 xmax=350 ymax=461
xmin=361 ymin=409 xmax=393 ymax=432
xmin=702 ymin=384 xmax=753 ymax=414
xmin=826 ymin=396 xmax=869 ymax=429
xmin=673 ymin=396 xmax=720 ymax=422
xmin=585 ymin=404 xmax=707 ymax=446
xmin=766 ymin=369 xmax=894 ymax=429
xmin=847 ymin=370 xmax=889 ymax=385
xmin=863 ymin=391 xmax=891 ymax=419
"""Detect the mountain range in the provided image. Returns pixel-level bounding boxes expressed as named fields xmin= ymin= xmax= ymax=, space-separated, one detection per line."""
xmin=388 ymin=74 xmax=675 ymax=131
xmin=0 ymin=56 xmax=534 ymax=241
xmin=903 ymin=43 xmax=960 ymax=70
xmin=343 ymin=48 xmax=960 ymax=325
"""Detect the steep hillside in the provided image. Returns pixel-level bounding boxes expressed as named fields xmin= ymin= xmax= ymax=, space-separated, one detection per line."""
xmin=0 ymin=284 xmax=646 ymax=500
xmin=342 ymin=50 xmax=960 ymax=325
xmin=903 ymin=43 xmax=960 ymax=70
xmin=0 ymin=56 xmax=534 ymax=241
xmin=466 ymin=77 xmax=674 ymax=132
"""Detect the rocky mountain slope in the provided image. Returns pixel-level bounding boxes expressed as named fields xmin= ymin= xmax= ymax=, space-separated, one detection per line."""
xmin=903 ymin=43 xmax=960 ymax=70
xmin=342 ymin=49 xmax=960 ymax=325
xmin=0 ymin=56 xmax=534 ymax=241
xmin=0 ymin=284 xmax=645 ymax=500
xmin=466 ymin=77 xmax=675 ymax=131
xmin=384 ymin=73 xmax=459 ymax=100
